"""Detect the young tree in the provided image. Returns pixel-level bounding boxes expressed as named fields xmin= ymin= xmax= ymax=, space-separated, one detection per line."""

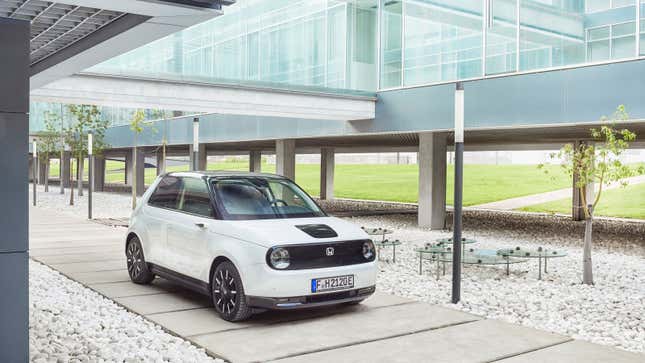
xmin=542 ymin=105 xmax=643 ymax=285
xmin=129 ymin=109 xmax=150 ymax=210
xmin=64 ymin=105 xmax=110 ymax=198
xmin=35 ymin=113 xmax=61 ymax=192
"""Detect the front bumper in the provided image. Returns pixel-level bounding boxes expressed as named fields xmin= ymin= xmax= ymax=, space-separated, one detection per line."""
xmin=247 ymin=285 xmax=376 ymax=310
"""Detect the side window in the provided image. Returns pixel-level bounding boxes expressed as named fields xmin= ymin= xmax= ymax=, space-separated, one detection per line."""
xmin=178 ymin=177 xmax=214 ymax=218
xmin=149 ymin=176 xmax=182 ymax=210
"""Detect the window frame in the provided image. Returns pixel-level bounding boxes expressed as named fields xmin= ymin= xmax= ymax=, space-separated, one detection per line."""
xmin=147 ymin=175 xmax=220 ymax=220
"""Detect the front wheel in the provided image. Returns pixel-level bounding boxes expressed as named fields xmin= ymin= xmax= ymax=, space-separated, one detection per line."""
xmin=126 ymin=237 xmax=155 ymax=284
xmin=211 ymin=262 xmax=252 ymax=322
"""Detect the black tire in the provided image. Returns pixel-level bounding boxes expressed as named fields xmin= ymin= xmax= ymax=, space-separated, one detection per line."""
xmin=126 ymin=236 xmax=155 ymax=284
xmin=211 ymin=262 xmax=252 ymax=322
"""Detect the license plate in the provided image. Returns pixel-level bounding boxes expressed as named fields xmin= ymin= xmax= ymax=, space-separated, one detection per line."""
xmin=311 ymin=275 xmax=354 ymax=293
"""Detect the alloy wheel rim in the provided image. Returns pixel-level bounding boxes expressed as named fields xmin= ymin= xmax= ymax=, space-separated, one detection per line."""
xmin=213 ymin=269 xmax=237 ymax=316
xmin=126 ymin=242 xmax=143 ymax=279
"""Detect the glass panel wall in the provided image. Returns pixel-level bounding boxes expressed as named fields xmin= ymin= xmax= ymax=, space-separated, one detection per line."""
xmin=403 ymin=0 xmax=482 ymax=86
xmin=641 ymin=0 xmax=645 ymax=55
xmin=89 ymin=0 xmax=378 ymax=92
xmin=485 ymin=0 xmax=517 ymax=75
xmin=380 ymin=0 xmax=403 ymax=88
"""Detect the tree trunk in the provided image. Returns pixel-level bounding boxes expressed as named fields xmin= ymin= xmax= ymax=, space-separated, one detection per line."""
xmin=132 ymin=147 xmax=137 ymax=210
xmin=582 ymin=206 xmax=594 ymax=285
xmin=70 ymin=158 xmax=74 ymax=206
xmin=78 ymin=157 xmax=84 ymax=197
xmin=44 ymin=159 xmax=49 ymax=192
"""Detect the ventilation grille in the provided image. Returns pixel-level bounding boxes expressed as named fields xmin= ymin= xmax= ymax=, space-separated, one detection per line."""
xmin=296 ymin=224 xmax=338 ymax=238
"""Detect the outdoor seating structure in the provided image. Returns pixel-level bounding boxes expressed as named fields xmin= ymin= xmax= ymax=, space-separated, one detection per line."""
xmin=497 ymin=247 xmax=568 ymax=280
xmin=361 ymin=227 xmax=400 ymax=262
xmin=416 ymin=238 xmax=567 ymax=280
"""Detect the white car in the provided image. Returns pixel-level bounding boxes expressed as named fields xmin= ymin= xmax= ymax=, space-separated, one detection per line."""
xmin=126 ymin=171 xmax=377 ymax=321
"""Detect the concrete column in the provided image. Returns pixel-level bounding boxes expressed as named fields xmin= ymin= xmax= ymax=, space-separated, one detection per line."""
xmin=0 ymin=17 xmax=29 ymax=361
xmin=320 ymin=147 xmax=335 ymax=200
xmin=249 ymin=150 xmax=262 ymax=173
xmin=156 ymin=150 xmax=166 ymax=176
xmin=275 ymin=139 xmax=296 ymax=180
xmin=38 ymin=157 xmax=48 ymax=185
xmin=93 ymin=156 xmax=105 ymax=192
xmin=125 ymin=152 xmax=132 ymax=185
xmin=418 ymin=132 xmax=447 ymax=229
xmin=134 ymin=148 xmax=145 ymax=196
xmin=61 ymin=151 xmax=71 ymax=187
xmin=189 ymin=144 xmax=207 ymax=171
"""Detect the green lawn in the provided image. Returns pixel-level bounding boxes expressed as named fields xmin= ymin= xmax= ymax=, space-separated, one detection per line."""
xmin=520 ymin=182 xmax=645 ymax=219
xmin=48 ymin=160 xmax=570 ymax=207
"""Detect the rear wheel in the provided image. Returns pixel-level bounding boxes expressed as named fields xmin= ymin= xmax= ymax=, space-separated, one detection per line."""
xmin=211 ymin=262 xmax=252 ymax=322
xmin=126 ymin=236 xmax=155 ymax=284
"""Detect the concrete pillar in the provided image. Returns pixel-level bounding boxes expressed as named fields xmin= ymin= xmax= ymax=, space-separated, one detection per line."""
xmin=320 ymin=147 xmax=335 ymax=200
xmin=93 ymin=156 xmax=105 ymax=192
xmin=61 ymin=151 xmax=71 ymax=187
xmin=418 ymin=132 xmax=447 ymax=229
xmin=189 ymin=144 xmax=207 ymax=171
xmin=249 ymin=150 xmax=262 ymax=173
xmin=126 ymin=148 xmax=145 ymax=195
xmin=125 ymin=152 xmax=132 ymax=185
xmin=276 ymin=139 xmax=296 ymax=180
xmin=156 ymin=150 xmax=166 ymax=176
xmin=0 ymin=17 xmax=29 ymax=361
xmin=38 ymin=157 xmax=48 ymax=185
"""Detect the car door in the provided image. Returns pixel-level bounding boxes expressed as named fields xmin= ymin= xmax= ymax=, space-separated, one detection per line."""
xmin=144 ymin=175 xmax=182 ymax=266
xmin=166 ymin=176 xmax=214 ymax=279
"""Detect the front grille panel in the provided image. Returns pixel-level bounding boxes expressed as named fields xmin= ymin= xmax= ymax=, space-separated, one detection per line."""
xmin=267 ymin=240 xmax=374 ymax=270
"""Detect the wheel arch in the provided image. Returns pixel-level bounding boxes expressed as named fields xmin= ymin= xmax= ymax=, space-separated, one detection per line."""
xmin=125 ymin=232 xmax=139 ymax=253
xmin=209 ymin=256 xmax=234 ymax=287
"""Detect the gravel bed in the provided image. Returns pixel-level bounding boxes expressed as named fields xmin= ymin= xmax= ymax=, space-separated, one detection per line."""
xmin=348 ymin=214 xmax=645 ymax=353
xmin=31 ymin=186 xmax=645 ymax=354
xmin=31 ymin=185 xmax=136 ymax=219
xmin=29 ymin=260 xmax=222 ymax=363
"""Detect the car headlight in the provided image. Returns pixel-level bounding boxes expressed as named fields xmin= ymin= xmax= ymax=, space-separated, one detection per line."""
xmin=269 ymin=247 xmax=290 ymax=269
xmin=362 ymin=240 xmax=375 ymax=260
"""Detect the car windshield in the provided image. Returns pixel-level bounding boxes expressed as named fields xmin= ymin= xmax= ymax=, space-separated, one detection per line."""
xmin=210 ymin=177 xmax=325 ymax=220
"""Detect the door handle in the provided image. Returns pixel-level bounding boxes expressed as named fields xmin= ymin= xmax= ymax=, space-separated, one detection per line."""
xmin=195 ymin=223 xmax=206 ymax=229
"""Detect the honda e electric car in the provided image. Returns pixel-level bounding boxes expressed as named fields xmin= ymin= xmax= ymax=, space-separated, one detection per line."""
xmin=125 ymin=172 xmax=377 ymax=321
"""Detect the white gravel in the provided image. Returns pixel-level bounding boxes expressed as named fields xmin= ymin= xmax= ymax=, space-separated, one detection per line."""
xmin=349 ymin=214 xmax=645 ymax=354
xmin=29 ymin=260 xmax=222 ymax=363
xmin=31 ymin=185 xmax=137 ymax=219
xmin=31 ymin=186 xmax=645 ymax=354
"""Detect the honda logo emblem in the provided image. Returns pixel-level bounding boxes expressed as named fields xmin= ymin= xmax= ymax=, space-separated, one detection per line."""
xmin=325 ymin=247 xmax=335 ymax=256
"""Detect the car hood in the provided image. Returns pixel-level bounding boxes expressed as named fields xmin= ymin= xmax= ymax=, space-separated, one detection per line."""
xmin=220 ymin=216 xmax=369 ymax=247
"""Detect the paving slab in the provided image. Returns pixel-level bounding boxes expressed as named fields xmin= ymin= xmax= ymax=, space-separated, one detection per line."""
xmin=30 ymin=234 xmax=124 ymax=244
xmin=114 ymin=291 xmax=211 ymax=315
xmin=89 ymin=279 xmax=180 ymax=298
xmin=192 ymin=302 xmax=479 ymax=363
xmin=495 ymin=339 xmax=645 ymax=363
xmin=30 ymin=246 xmax=122 ymax=257
xmin=66 ymin=269 xmax=132 ymax=284
xmin=50 ymin=260 xmax=126 ymax=273
xmin=148 ymin=292 xmax=411 ymax=338
xmin=32 ymin=252 xmax=124 ymax=264
xmin=271 ymin=319 xmax=570 ymax=363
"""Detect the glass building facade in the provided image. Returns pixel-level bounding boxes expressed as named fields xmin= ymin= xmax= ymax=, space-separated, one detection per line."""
xmin=86 ymin=0 xmax=645 ymax=93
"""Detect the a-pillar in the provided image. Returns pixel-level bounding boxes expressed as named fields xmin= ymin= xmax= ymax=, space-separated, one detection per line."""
xmin=126 ymin=148 xmax=145 ymax=196
xmin=60 ymin=151 xmax=71 ymax=187
xmin=92 ymin=156 xmax=105 ymax=192
xmin=0 ymin=17 xmax=29 ymax=361
xmin=320 ymin=147 xmax=335 ymax=200
xmin=38 ymin=156 xmax=48 ymax=185
xmin=156 ymin=150 xmax=166 ymax=175
xmin=249 ymin=150 xmax=262 ymax=173
xmin=418 ymin=132 xmax=447 ymax=229
xmin=275 ymin=139 xmax=295 ymax=180
xmin=189 ymin=144 xmax=207 ymax=171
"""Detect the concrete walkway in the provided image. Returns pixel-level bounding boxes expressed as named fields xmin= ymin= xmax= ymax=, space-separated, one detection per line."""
xmin=473 ymin=174 xmax=645 ymax=210
xmin=29 ymin=207 xmax=644 ymax=363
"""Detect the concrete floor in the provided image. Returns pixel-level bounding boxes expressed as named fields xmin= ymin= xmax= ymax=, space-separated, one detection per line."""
xmin=30 ymin=207 xmax=645 ymax=363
